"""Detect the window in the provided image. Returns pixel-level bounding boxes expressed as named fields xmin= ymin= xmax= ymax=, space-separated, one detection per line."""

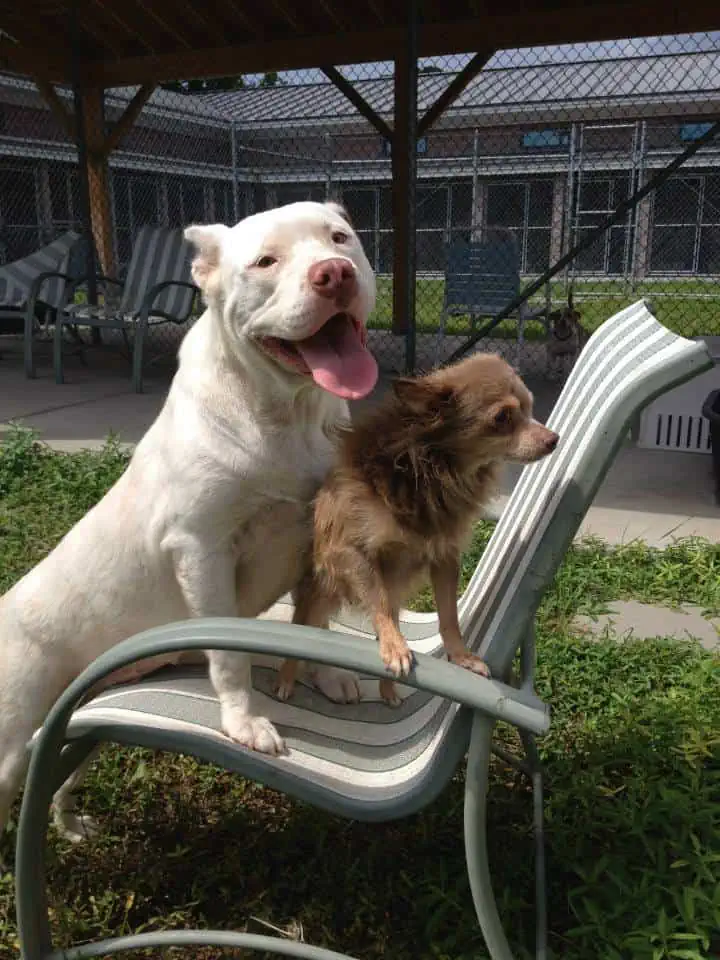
xmin=166 ymin=175 xmax=204 ymax=227
xmin=0 ymin=163 xmax=41 ymax=260
xmin=653 ymin=177 xmax=701 ymax=226
xmin=381 ymin=137 xmax=428 ymax=157
xmin=649 ymin=176 xmax=701 ymax=274
xmin=487 ymin=183 xmax=525 ymax=228
xmin=527 ymin=180 xmax=553 ymax=226
xmin=680 ymin=122 xmax=713 ymax=142
xmin=213 ymin=181 xmax=235 ymax=223
xmin=415 ymin=186 xmax=448 ymax=230
xmin=274 ymin=184 xmax=324 ymax=207
xmin=651 ymin=227 xmax=696 ymax=273
xmin=450 ymin=182 xmax=473 ymax=229
xmin=341 ymin=188 xmax=376 ymax=231
xmin=522 ymin=129 xmax=570 ymax=149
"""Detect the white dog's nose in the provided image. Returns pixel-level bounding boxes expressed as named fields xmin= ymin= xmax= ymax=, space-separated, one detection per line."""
xmin=309 ymin=258 xmax=357 ymax=302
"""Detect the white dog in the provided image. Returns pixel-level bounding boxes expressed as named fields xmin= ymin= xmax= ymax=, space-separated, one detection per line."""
xmin=0 ymin=200 xmax=379 ymax=838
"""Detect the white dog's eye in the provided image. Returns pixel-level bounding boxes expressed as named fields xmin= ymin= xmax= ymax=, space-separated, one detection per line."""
xmin=254 ymin=255 xmax=277 ymax=268
xmin=332 ymin=231 xmax=348 ymax=244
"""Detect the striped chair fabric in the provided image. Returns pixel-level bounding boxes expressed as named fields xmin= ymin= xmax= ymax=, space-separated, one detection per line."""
xmin=0 ymin=231 xmax=81 ymax=311
xmin=65 ymin=225 xmax=195 ymax=325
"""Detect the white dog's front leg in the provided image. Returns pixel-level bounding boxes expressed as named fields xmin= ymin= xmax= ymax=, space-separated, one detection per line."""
xmin=207 ymin=651 xmax=284 ymax=755
xmin=172 ymin=540 xmax=285 ymax=757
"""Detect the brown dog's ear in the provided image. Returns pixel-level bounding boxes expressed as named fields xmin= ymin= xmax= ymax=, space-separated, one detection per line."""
xmin=393 ymin=377 xmax=455 ymax=413
xmin=325 ymin=201 xmax=352 ymax=227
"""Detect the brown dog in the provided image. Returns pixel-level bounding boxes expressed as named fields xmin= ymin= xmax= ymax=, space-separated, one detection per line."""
xmin=276 ymin=353 xmax=559 ymax=706
xmin=545 ymin=289 xmax=588 ymax=382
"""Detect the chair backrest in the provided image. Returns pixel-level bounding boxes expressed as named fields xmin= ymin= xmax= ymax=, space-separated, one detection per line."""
xmin=459 ymin=300 xmax=712 ymax=677
xmin=444 ymin=230 xmax=520 ymax=316
xmin=119 ymin=225 xmax=195 ymax=319
xmin=0 ymin=230 xmax=81 ymax=309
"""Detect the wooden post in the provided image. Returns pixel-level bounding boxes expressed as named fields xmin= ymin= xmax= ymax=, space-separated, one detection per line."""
xmin=391 ymin=3 xmax=418 ymax=371
xmin=81 ymin=88 xmax=115 ymax=278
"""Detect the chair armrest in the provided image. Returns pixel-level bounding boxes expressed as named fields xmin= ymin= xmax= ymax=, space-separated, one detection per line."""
xmin=139 ymin=279 xmax=199 ymax=320
xmin=39 ymin=617 xmax=551 ymax=740
xmin=26 ymin=270 xmax=79 ymax=311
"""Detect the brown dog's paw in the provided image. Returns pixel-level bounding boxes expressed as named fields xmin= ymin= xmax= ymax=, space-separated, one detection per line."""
xmin=449 ymin=651 xmax=491 ymax=677
xmin=379 ymin=677 xmax=403 ymax=707
xmin=275 ymin=662 xmax=298 ymax=702
xmin=379 ymin=635 xmax=414 ymax=677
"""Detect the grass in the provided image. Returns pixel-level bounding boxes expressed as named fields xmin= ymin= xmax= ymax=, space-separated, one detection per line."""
xmin=0 ymin=426 xmax=718 ymax=959
xmin=369 ymin=277 xmax=720 ymax=340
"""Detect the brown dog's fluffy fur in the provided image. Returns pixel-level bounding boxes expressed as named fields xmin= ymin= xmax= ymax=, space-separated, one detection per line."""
xmin=277 ymin=353 xmax=559 ymax=705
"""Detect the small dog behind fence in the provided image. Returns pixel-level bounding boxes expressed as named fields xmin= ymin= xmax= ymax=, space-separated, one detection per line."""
xmin=545 ymin=289 xmax=588 ymax=381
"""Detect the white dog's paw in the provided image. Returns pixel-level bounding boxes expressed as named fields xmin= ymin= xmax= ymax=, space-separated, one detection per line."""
xmin=53 ymin=810 xmax=100 ymax=844
xmin=223 ymin=712 xmax=286 ymax=756
xmin=311 ymin=665 xmax=361 ymax=704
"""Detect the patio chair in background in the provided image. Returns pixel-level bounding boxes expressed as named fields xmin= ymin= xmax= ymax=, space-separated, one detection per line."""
xmin=53 ymin=225 xmax=199 ymax=393
xmin=441 ymin=231 xmax=550 ymax=348
xmin=14 ymin=302 xmax=712 ymax=960
xmin=0 ymin=231 xmax=83 ymax=376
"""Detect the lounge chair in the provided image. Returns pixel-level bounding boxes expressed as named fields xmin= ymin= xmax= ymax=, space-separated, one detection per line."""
xmin=441 ymin=232 xmax=549 ymax=346
xmin=0 ymin=231 xmax=83 ymax=376
xmin=14 ymin=301 xmax=712 ymax=960
xmin=53 ymin=225 xmax=199 ymax=393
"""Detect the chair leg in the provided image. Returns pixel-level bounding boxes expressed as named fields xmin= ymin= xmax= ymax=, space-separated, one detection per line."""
xmin=16 ymin=737 xmax=98 ymax=959
xmin=24 ymin=306 xmax=36 ymax=379
xmin=464 ymin=713 xmax=516 ymax=960
xmin=520 ymin=732 xmax=548 ymax=960
xmin=53 ymin=316 xmax=65 ymax=384
xmin=132 ymin=314 xmax=148 ymax=393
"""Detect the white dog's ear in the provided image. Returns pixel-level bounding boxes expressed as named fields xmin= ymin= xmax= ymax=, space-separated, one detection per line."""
xmin=325 ymin=201 xmax=352 ymax=227
xmin=184 ymin=224 xmax=229 ymax=293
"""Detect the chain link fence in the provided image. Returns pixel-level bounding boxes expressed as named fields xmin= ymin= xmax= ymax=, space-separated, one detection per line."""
xmin=1 ymin=33 xmax=720 ymax=381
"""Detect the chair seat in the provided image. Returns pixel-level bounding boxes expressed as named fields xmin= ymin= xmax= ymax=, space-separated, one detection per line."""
xmin=65 ymin=601 xmax=468 ymax=822
xmin=63 ymin=304 xmax=162 ymax=327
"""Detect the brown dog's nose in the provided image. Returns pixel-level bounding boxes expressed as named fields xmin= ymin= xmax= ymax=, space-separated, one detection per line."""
xmin=309 ymin=258 xmax=356 ymax=300
xmin=545 ymin=431 xmax=560 ymax=452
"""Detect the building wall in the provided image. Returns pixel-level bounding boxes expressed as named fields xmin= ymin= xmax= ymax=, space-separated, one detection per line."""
xmin=1 ymin=93 xmax=720 ymax=281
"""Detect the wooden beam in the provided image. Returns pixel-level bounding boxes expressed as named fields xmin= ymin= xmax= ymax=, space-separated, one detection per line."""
xmin=321 ymin=66 xmax=393 ymax=141
xmin=82 ymin=27 xmax=399 ymax=85
xmin=100 ymin=83 xmax=155 ymax=157
xmin=34 ymin=78 xmax=76 ymax=140
xmin=81 ymin=2 xmax=720 ymax=88
xmin=391 ymin=21 xmax=418 ymax=348
xmin=132 ymin=0 xmax=193 ymax=49
xmin=417 ymin=50 xmax=494 ymax=137
xmin=0 ymin=36 xmax=70 ymax=83
xmin=81 ymin=88 xmax=116 ymax=278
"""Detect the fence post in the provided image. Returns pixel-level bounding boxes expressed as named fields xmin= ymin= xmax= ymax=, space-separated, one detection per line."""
xmin=391 ymin=0 xmax=418 ymax=373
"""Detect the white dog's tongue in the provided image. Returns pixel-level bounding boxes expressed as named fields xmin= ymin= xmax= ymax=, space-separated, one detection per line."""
xmin=296 ymin=314 xmax=378 ymax=399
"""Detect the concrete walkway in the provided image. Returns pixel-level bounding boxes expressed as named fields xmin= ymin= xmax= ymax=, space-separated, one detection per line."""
xmin=2 ymin=347 xmax=720 ymax=546
xmin=574 ymin=601 xmax=719 ymax=650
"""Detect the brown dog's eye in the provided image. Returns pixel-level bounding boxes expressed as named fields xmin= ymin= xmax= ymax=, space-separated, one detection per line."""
xmin=332 ymin=231 xmax=348 ymax=244
xmin=254 ymin=255 xmax=277 ymax=268
xmin=494 ymin=407 xmax=513 ymax=429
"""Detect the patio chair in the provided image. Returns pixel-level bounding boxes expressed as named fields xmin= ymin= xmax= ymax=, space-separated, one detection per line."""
xmin=15 ymin=301 xmax=712 ymax=960
xmin=0 ymin=231 xmax=83 ymax=374
xmin=53 ymin=225 xmax=199 ymax=393
xmin=440 ymin=232 xmax=549 ymax=346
